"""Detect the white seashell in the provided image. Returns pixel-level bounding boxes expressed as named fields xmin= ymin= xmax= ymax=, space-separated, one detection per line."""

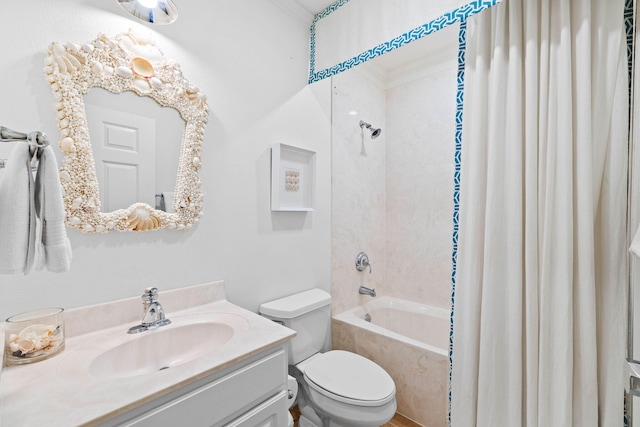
xmin=134 ymin=207 xmax=150 ymax=219
xmin=168 ymin=222 xmax=176 ymax=230
xmin=177 ymin=224 xmax=185 ymax=230
xmin=72 ymin=197 xmax=83 ymax=209
xmin=82 ymin=43 xmax=95 ymax=53
xmin=107 ymin=40 xmax=118 ymax=49
xmin=104 ymin=66 xmax=114 ymax=75
xmin=115 ymin=66 xmax=134 ymax=78
xmin=150 ymin=77 xmax=163 ymax=89
xmin=54 ymin=57 xmax=68 ymax=73
xmin=17 ymin=339 xmax=35 ymax=354
xmin=132 ymin=77 xmax=151 ymax=93
xmin=86 ymin=199 xmax=97 ymax=210
xmin=90 ymin=60 xmax=103 ymax=74
xmin=192 ymin=156 xmax=201 ymax=168
xmin=60 ymin=137 xmax=74 ymax=153
xmin=106 ymin=221 xmax=116 ymax=229
xmin=83 ymin=224 xmax=95 ymax=233
xmin=44 ymin=56 xmax=53 ymax=66
xmin=60 ymin=170 xmax=71 ymax=182
xmin=59 ymin=118 xmax=69 ymax=129
xmin=65 ymin=54 xmax=82 ymax=71
xmin=65 ymin=42 xmax=79 ymax=53
xmin=95 ymin=224 xmax=106 ymax=233
xmin=131 ymin=57 xmax=154 ymax=78
xmin=68 ymin=216 xmax=82 ymax=225
xmin=52 ymin=43 xmax=66 ymax=56
xmin=132 ymin=30 xmax=154 ymax=45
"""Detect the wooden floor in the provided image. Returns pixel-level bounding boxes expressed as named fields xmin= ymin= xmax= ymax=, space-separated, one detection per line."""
xmin=382 ymin=413 xmax=422 ymax=427
xmin=290 ymin=406 xmax=421 ymax=427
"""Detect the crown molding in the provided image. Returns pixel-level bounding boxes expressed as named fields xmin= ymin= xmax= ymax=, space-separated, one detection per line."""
xmin=268 ymin=0 xmax=315 ymax=26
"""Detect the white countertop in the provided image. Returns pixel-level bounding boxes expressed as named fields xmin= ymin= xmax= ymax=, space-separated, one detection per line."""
xmin=0 ymin=281 xmax=295 ymax=426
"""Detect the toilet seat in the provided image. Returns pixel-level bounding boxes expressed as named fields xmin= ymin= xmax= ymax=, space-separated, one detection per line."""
xmin=302 ymin=350 xmax=395 ymax=407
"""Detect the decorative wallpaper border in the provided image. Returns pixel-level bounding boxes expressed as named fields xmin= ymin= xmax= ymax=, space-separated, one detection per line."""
xmin=448 ymin=19 xmax=467 ymax=425
xmin=308 ymin=0 xmax=500 ymax=84
xmin=625 ymin=1 xmax=634 ymax=424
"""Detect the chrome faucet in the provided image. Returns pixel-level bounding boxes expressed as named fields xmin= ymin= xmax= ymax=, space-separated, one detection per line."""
xmin=355 ymin=252 xmax=372 ymax=273
xmin=359 ymin=286 xmax=376 ymax=297
xmin=128 ymin=287 xmax=171 ymax=334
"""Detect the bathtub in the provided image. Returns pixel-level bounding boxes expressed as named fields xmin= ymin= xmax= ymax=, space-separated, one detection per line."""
xmin=332 ymin=296 xmax=449 ymax=427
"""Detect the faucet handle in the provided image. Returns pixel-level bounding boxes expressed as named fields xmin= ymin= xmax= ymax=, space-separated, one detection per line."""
xmin=142 ymin=287 xmax=158 ymax=302
xmin=355 ymin=252 xmax=372 ymax=274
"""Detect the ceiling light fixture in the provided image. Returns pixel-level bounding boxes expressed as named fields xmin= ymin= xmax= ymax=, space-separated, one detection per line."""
xmin=116 ymin=0 xmax=178 ymax=25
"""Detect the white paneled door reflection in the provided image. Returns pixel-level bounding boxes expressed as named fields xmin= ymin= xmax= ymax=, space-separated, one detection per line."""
xmin=85 ymin=104 xmax=156 ymax=211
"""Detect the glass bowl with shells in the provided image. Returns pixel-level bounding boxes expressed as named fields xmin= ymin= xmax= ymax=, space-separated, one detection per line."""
xmin=4 ymin=308 xmax=65 ymax=366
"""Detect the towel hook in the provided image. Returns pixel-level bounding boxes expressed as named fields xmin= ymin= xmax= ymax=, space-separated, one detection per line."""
xmin=0 ymin=126 xmax=49 ymax=148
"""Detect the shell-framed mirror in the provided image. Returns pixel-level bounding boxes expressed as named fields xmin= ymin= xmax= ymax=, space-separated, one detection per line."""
xmin=44 ymin=30 xmax=208 ymax=233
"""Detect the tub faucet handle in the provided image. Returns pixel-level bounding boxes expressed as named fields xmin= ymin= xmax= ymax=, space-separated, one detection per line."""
xmin=356 ymin=252 xmax=372 ymax=273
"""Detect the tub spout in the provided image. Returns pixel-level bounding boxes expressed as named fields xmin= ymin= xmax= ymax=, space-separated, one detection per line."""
xmin=359 ymin=286 xmax=376 ymax=297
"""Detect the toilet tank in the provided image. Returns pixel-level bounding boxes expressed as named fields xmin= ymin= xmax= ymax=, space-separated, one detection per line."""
xmin=259 ymin=289 xmax=332 ymax=364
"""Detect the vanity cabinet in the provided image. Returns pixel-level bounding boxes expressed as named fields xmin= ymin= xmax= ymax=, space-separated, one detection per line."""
xmin=104 ymin=347 xmax=289 ymax=427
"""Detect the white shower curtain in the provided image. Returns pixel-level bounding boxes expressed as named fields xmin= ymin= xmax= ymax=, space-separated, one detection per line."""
xmin=450 ymin=0 xmax=629 ymax=426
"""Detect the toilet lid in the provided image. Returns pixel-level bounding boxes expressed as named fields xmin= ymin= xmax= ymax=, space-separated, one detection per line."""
xmin=303 ymin=350 xmax=395 ymax=405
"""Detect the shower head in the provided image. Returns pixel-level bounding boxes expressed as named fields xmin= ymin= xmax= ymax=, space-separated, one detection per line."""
xmin=359 ymin=120 xmax=382 ymax=139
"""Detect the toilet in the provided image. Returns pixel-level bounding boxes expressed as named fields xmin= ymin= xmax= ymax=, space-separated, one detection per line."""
xmin=260 ymin=289 xmax=396 ymax=427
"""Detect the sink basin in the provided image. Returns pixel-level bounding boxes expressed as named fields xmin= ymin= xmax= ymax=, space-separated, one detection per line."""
xmin=89 ymin=322 xmax=234 ymax=379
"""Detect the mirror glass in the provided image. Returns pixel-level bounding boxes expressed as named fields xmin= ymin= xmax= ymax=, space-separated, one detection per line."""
xmin=83 ymin=88 xmax=182 ymax=212
xmin=44 ymin=31 xmax=208 ymax=233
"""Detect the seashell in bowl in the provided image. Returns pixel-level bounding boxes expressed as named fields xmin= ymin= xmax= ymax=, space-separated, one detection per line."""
xmin=7 ymin=323 xmax=63 ymax=359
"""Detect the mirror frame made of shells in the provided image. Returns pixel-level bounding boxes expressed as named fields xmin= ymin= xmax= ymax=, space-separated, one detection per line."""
xmin=44 ymin=30 xmax=208 ymax=233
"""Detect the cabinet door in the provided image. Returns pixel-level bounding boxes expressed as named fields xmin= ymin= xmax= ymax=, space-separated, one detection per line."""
xmin=225 ymin=391 xmax=288 ymax=427
xmin=121 ymin=350 xmax=286 ymax=427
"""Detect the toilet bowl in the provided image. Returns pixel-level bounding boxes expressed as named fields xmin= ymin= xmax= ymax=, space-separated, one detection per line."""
xmin=260 ymin=289 xmax=397 ymax=427
xmin=295 ymin=351 xmax=396 ymax=427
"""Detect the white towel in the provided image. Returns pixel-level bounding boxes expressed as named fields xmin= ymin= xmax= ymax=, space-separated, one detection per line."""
xmin=630 ymin=224 xmax=640 ymax=258
xmin=0 ymin=142 xmax=36 ymax=274
xmin=34 ymin=146 xmax=72 ymax=273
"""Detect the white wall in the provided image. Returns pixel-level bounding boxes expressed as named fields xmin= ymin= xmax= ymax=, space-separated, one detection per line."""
xmin=0 ymin=0 xmax=332 ymax=319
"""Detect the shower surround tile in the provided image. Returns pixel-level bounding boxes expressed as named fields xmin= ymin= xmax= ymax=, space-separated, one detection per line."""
xmin=331 ymin=68 xmax=387 ymax=315
xmin=333 ymin=318 xmax=448 ymax=427
xmin=385 ymin=60 xmax=456 ymax=310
